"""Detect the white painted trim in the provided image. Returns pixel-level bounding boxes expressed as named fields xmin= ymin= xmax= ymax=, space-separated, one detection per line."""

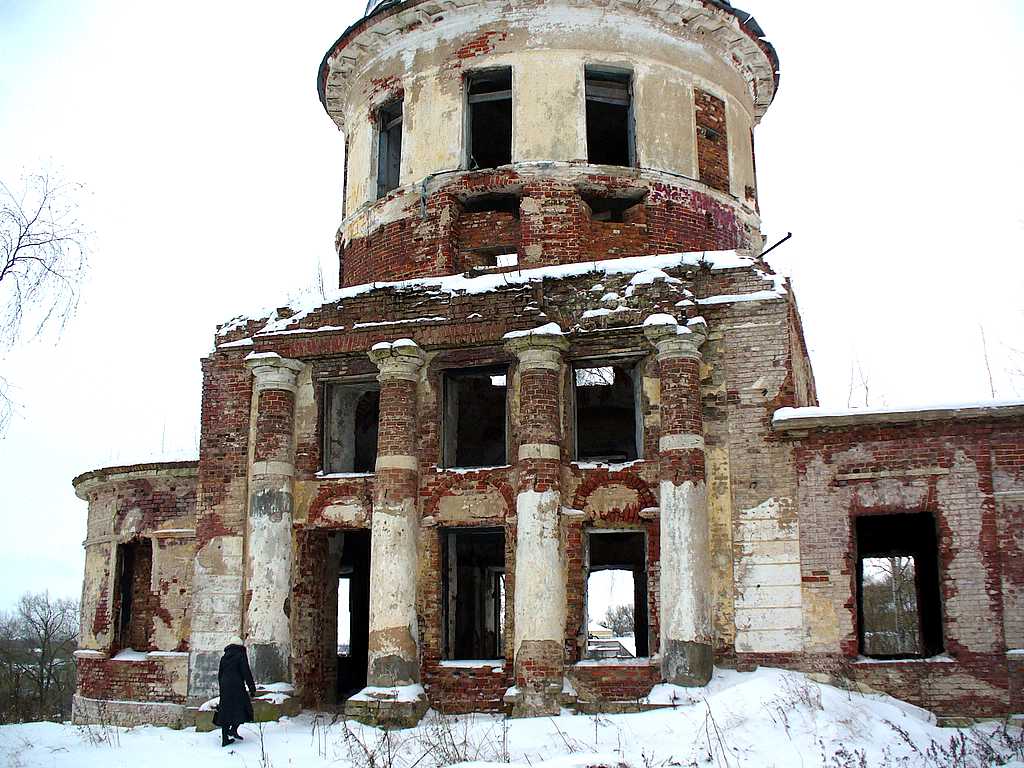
xmin=659 ymin=434 xmax=705 ymax=452
xmin=518 ymin=443 xmax=560 ymax=461
xmin=375 ymin=455 xmax=419 ymax=472
xmin=251 ymin=461 xmax=295 ymax=478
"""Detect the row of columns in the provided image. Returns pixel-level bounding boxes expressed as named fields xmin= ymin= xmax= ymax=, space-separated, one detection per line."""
xmin=240 ymin=315 xmax=712 ymax=713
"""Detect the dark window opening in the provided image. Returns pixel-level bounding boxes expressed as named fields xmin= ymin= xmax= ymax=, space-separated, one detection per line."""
xmin=115 ymin=539 xmax=154 ymax=651
xmin=574 ymin=362 xmax=640 ymax=463
xmin=331 ymin=531 xmax=371 ymax=701
xmin=586 ymin=531 xmax=649 ymax=659
xmin=580 ymin=191 xmax=646 ymax=223
xmin=856 ymin=513 xmax=943 ymax=659
xmin=585 ymin=68 xmax=634 ymax=167
xmin=457 ymin=193 xmax=522 ymax=270
xmin=376 ymin=98 xmax=403 ymax=198
xmin=442 ymin=528 xmax=506 ymax=660
xmin=467 ymin=68 xmax=513 ymax=170
xmin=323 ymin=383 xmax=380 ymax=474
xmin=443 ymin=367 xmax=508 ymax=468
xmin=461 ymin=193 xmax=521 ymax=216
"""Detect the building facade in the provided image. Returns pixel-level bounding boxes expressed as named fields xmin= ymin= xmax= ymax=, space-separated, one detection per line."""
xmin=72 ymin=0 xmax=1024 ymax=727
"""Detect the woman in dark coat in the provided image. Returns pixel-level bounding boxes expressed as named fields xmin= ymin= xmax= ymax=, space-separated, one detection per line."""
xmin=213 ymin=636 xmax=256 ymax=747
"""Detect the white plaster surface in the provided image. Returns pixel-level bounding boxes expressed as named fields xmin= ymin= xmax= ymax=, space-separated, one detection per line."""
xmin=245 ymin=484 xmax=293 ymax=650
xmin=367 ymin=499 xmax=419 ymax=672
xmin=733 ymin=498 xmax=803 ymax=653
xmin=513 ymin=490 xmax=566 ymax=652
xmin=659 ymin=480 xmax=712 ymax=649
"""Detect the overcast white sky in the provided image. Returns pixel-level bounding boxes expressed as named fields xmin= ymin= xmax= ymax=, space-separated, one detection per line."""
xmin=1 ymin=0 xmax=1022 ymax=612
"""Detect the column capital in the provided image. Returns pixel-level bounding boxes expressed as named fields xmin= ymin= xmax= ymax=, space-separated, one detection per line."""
xmin=369 ymin=339 xmax=427 ymax=382
xmin=245 ymin=352 xmax=304 ymax=393
xmin=504 ymin=325 xmax=569 ymax=371
xmin=644 ymin=315 xmax=708 ymax=361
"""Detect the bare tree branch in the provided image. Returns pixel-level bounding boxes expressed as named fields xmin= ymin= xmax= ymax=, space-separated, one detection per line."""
xmin=0 ymin=172 xmax=89 ymax=349
xmin=0 ymin=172 xmax=89 ymax=436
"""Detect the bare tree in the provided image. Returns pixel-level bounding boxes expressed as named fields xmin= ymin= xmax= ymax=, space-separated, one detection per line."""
xmin=862 ymin=557 xmax=920 ymax=656
xmin=0 ymin=172 xmax=89 ymax=432
xmin=0 ymin=592 xmax=79 ymax=724
xmin=603 ymin=603 xmax=635 ymax=637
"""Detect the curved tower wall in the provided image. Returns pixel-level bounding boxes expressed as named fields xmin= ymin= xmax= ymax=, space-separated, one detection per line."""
xmin=321 ymin=0 xmax=776 ymax=286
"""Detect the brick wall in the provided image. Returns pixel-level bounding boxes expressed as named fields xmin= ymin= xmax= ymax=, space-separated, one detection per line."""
xmin=338 ymin=172 xmax=747 ymax=287
xmin=77 ymin=654 xmax=187 ymax=704
xmin=75 ymin=466 xmax=197 ymax=653
xmin=695 ymin=89 xmax=729 ymax=194
xmin=569 ymin=662 xmax=662 ymax=703
xmin=456 ymin=210 xmax=520 ymax=269
xmin=254 ymin=389 xmax=296 ymax=463
xmin=787 ymin=420 xmax=1024 ymax=716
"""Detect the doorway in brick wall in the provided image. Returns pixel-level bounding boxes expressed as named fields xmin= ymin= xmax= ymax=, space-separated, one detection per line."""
xmin=293 ymin=528 xmax=373 ymax=707
xmin=333 ymin=530 xmax=371 ymax=702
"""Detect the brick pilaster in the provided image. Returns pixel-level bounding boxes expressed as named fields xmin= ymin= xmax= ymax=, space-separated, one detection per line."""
xmin=244 ymin=353 xmax=304 ymax=684
xmin=364 ymin=340 xmax=426 ymax=690
xmin=505 ymin=329 xmax=568 ymax=716
xmin=645 ymin=315 xmax=713 ymax=686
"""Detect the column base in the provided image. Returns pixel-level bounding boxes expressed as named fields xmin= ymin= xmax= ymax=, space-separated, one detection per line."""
xmin=505 ymin=682 xmax=563 ymax=718
xmin=248 ymin=642 xmax=290 ymax=685
xmin=663 ymin=640 xmax=713 ymax=686
xmin=345 ymin=685 xmax=428 ymax=729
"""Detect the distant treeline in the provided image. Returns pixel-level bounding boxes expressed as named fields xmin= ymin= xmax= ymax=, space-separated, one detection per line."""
xmin=0 ymin=592 xmax=78 ymax=724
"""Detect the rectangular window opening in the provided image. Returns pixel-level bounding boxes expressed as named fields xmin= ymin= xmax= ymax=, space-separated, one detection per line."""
xmin=467 ymin=68 xmax=513 ymax=170
xmin=856 ymin=513 xmax=943 ymax=659
xmin=115 ymin=538 xmax=154 ymax=651
xmin=456 ymin=192 xmax=522 ymax=271
xmin=442 ymin=528 xmax=506 ymax=660
xmin=443 ymin=366 xmax=508 ymax=469
xmin=585 ymin=68 xmax=634 ymax=167
xmin=580 ymin=191 xmax=646 ymax=223
xmin=586 ymin=530 xmax=648 ymax=659
xmin=323 ymin=382 xmax=380 ymax=474
xmin=376 ymin=98 xmax=403 ymax=198
xmin=574 ymin=360 xmax=641 ymax=463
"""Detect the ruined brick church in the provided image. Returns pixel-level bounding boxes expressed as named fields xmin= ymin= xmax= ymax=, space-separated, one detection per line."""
xmin=71 ymin=0 xmax=1024 ymax=728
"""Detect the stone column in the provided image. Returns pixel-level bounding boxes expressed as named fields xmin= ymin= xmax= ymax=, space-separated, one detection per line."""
xmin=365 ymin=340 xmax=426 ymax=690
xmin=244 ymin=352 xmax=304 ymax=683
xmin=644 ymin=314 xmax=713 ymax=686
xmin=505 ymin=328 xmax=569 ymax=716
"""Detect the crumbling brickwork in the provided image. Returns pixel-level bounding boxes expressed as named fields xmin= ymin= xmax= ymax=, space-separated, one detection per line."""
xmin=73 ymin=0 xmax=1023 ymax=729
xmin=695 ymin=89 xmax=730 ymax=194
xmin=779 ymin=416 xmax=1024 ymax=717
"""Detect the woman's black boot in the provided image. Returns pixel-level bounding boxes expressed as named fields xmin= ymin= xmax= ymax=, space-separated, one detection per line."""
xmin=221 ymin=725 xmax=235 ymax=747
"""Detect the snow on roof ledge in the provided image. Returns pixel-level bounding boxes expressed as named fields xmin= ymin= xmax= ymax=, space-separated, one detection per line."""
xmin=503 ymin=322 xmax=564 ymax=339
xmin=773 ymin=400 xmax=1024 ymax=431
xmin=217 ymin=250 xmax=755 ymax=339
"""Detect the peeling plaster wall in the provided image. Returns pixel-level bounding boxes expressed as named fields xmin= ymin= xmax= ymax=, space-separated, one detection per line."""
xmin=659 ymin=480 xmax=711 ymax=648
xmin=72 ymin=464 xmax=197 ymax=718
xmin=75 ymin=466 xmax=198 ymax=654
xmin=513 ymin=489 xmax=565 ymax=652
xmin=726 ymin=98 xmax=755 ymax=201
xmin=788 ymin=422 xmax=1023 ymax=716
xmin=187 ymin=351 xmax=253 ymax=699
xmin=367 ymin=498 xmax=420 ymax=681
xmin=339 ymin=4 xmax=756 ymax=215
xmin=733 ymin=497 xmax=802 ymax=653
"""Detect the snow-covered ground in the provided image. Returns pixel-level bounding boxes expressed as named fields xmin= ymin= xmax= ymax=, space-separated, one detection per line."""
xmin=2 ymin=668 xmax=1021 ymax=768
